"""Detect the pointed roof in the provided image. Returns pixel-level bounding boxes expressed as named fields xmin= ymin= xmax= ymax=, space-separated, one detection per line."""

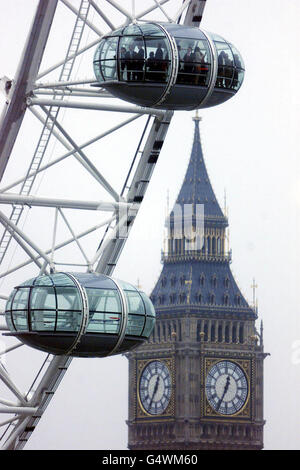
xmin=151 ymin=116 xmax=255 ymax=319
xmin=173 ymin=116 xmax=227 ymax=225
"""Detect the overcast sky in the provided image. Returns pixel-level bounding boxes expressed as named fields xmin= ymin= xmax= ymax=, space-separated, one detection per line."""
xmin=0 ymin=0 xmax=299 ymax=450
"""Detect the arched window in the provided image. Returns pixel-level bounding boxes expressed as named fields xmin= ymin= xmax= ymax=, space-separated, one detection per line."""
xmin=218 ymin=324 xmax=222 ymax=342
xmin=225 ymin=324 xmax=230 ymax=343
xmin=211 ymin=323 xmax=216 ymax=342
xmin=239 ymin=324 xmax=244 ymax=343
xmin=217 ymin=237 xmax=221 ymax=254
xmin=232 ymin=325 xmax=237 ymax=343
xmin=212 ymin=275 xmax=217 ymax=288
xmin=224 ymin=294 xmax=229 ymax=306
xmin=206 ymin=236 xmax=211 ymax=255
xmin=224 ymin=277 xmax=229 ymax=288
xmin=199 ymin=274 xmax=205 ymax=286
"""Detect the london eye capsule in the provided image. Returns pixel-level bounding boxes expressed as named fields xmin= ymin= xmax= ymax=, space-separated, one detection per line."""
xmin=4 ymin=272 xmax=156 ymax=357
xmin=93 ymin=23 xmax=245 ymax=110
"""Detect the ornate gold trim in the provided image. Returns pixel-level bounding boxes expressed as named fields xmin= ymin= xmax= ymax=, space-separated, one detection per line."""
xmin=204 ymin=357 xmax=251 ymax=419
xmin=136 ymin=357 xmax=175 ymax=419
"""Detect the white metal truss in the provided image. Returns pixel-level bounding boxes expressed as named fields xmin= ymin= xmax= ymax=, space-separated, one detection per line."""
xmin=0 ymin=0 xmax=206 ymax=450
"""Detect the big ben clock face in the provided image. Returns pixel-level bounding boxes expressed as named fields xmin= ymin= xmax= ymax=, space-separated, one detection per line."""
xmin=138 ymin=360 xmax=171 ymax=415
xmin=205 ymin=360 xmax=248 ymax=416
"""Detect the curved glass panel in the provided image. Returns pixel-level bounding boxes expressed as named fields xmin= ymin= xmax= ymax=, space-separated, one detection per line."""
xmin=232 ymin=69 xmax=245 ymax=91
xmin=74 ymin=273 xmax=117 ymax=290
xmin=94 ymin=37 xmax=118 ymax=82
xmin=56 ymin=311 xmax=81 ymax=332
xmin=30 ymin=287 xmax=56 ymax=310
xmin=56 ymin=287 xmax=81 ymax=310
xmin=12 ymin=310 xmax=28 ymax=331
xmin=123 ymin=24 xmax=142 ymax=36
xmin=12 ymin=288 xmax=30 ymax=310
xmin=125 ymin=290 xmax=145 ymax=314
xmin=87 ymin=312 xmax=121 ymax=334
xmin=176 ymin=38 xmax=211 ymax=86
xmin=119 ymin=36 xmax=145 ymax=82
xmin=142 ymin=316 xmax=155 ymax=337
xmin=86 ymin=288 xmax=121 ymax=313
xmin=144 ymin=37 xmax=170 ymax=83
xmin=31 ymin=310 xmax=56 ymax=331
xmin=140 ymin=292 xmax=155 ymax=316
xmin=33 ymin=275 xmax=53 ymax=286
xmin=115 ymin=279 xmax=137 ymax=291
xmin=6 ymin=288 xmax=16 ymax=311
xmin=139 ymin=23 xmax=165 ymax=36
xmin=126 ymin=314 xmax=145 ymax=336
xmin=50 ymin=273 xmax=76 ymax=286
xmin=214 ymin=41 xmax=235 ymax=89
xmin=229 ymin=44 xmax=245 ymax=69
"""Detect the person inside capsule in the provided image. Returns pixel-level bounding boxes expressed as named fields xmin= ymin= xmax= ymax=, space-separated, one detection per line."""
xmin=93 ymin=24 xmax=245 ymax=110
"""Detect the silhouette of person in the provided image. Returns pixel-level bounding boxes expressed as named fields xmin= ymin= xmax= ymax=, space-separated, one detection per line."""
xmin=183 ymin=46 xmax=195 ymax=83
xmin=135 ymin=42 xmax=145 ymax=81
xmin=155 ymin=42 xmax=164 ymax=81
xmin=146 ymin=51 xmax=156 ymax=81
xmin=125 ymin=43 xmax=137 ymax=81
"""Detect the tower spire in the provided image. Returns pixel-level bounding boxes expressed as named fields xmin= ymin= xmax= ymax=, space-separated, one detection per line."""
xmin=151 ymin=117 xmax=255 ymax=318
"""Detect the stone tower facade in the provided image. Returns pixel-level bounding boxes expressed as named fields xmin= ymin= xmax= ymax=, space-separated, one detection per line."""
xmin=127 ymin=117 xmax=267 ymax=450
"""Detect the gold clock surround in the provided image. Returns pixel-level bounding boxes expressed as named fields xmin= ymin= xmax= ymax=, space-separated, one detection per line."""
xmin=204 ymin=357 xmax=252 ymax=419
xmin=136 ymin=357 xmax=175 ymax=419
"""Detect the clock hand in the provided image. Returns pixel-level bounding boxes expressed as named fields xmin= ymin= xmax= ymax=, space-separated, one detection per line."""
xmin=149 ymin=375 xmax=160 ymax=408
xmin=216 ymin=376 xmax=231 ymax=411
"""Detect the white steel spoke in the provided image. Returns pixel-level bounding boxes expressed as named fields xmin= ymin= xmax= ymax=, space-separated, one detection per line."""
xmin=174 ymin=0 xmax=191 ymax=23
xmin=37 ymin=38 xmax=102 ymax=80
xmin=34 ymin=78 xmax=97 ymax=89
xmin=58 ymin=209 xmax=90 ymax=265
xmin=0 ymin=217 xmax=115 ymax=281
xmin=0 ymin=417 xmax=19 ymax=428
xmin=60 ymin=0 xmax=103 ymax=37
xmin=0 ymin=344 xmax=23 ymax=356
xmin=28 ymin=97 xmax=164 ymax=118
xmin=0 ymin=194 xmax=132 ymax=212
xmin=0 ymin=211 xmax=52 ymax=268
xmin=88 ymin=0 xmax=115 ymax=30
xmin=152 ymin=0 xmax=173 ymax=22
xmin=0 ymin=363 xmax=27 ymax=405
xmin=37 ymin=104 xmax=121 ymax=201
xmin=136 ymin=0 xmax=171 ymax=21
xmin=104 ymin=0 xmax=133 ymax=22
xmin=0 ymin=112 xmax=141 ymax=194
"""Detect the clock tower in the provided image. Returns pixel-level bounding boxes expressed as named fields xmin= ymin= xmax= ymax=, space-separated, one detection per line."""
xmin=126 ymin=116 xmax=267 ymax=450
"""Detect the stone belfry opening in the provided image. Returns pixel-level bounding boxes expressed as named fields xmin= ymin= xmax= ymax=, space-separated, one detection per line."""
xmin=126 ymin=116 xmax=267 ymax=450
